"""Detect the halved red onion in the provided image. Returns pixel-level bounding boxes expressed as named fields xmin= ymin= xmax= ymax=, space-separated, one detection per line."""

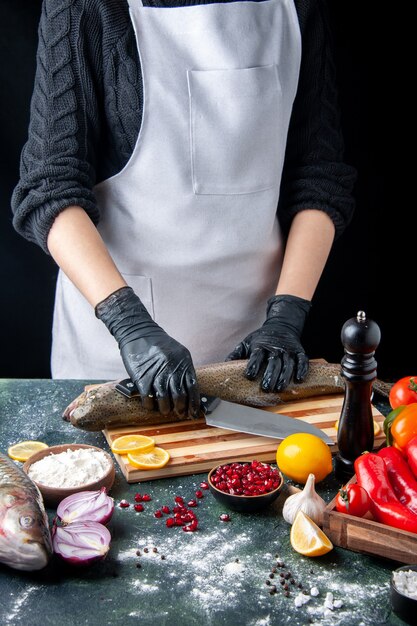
xmin=57 ymin=487 xmax=114 ymax=525
xmin=52 ymin=521 xmax=111 ymax=566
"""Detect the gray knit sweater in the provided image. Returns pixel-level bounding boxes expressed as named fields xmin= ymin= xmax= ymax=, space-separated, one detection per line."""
xmin=11 ymin=0 xmax=356 ymax=253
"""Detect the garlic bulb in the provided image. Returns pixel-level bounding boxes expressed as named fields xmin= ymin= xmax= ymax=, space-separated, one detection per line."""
xmin=282 ymin=473 xmax=326 ymax=526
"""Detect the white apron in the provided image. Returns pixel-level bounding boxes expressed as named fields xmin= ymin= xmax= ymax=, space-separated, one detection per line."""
xmin=51 ymin=0 xmax=302 ymax=379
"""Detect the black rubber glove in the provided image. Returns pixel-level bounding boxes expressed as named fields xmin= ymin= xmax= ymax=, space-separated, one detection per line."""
xmin=95 ymin=287 xmax=200 ymax=418
xmin=226 ymin=294 xmax=311 ymax=392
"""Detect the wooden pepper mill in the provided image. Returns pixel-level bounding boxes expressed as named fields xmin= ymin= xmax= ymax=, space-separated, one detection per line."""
xmin=335 ymin=311 xmax=381 ymax=480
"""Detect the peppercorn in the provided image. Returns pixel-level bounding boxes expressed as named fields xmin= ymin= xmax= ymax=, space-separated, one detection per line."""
xmin=136 ymin=562 xmax=141 ymax=569
xmin=279 ymin=572 xmax=285 ymax=578
xmin=290 ymin=578 xmax=295 ymax=585
xmin=269 ymin=573 xmax=274 ymax=579
xmin=283 ymin=584 xmax=289 ymax=591
xmin=144 ymin=547 xmax=149 ymax=553
xmin=269 ymin=586 xmax=277 ymax=595
xmin=284 ymin=591 xmax=290 ymax=597
xmin=279 ymin=579 xmax=285 ymax=586
xmin=153 ymin=547 xmax=158 ymax=553
xmin=265 ymin=580 xmax=271 ymax=586
xmin=136 ymin=550 xmax=141 ymax=557
xmin=161 ymin=555 xmax=166 ymax=560
xmin=271 ymin=567 xmax=277 ymax=573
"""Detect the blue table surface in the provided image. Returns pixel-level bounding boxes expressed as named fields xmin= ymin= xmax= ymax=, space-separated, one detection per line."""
xmin=0 ymin=379 xmax=407 ymax=626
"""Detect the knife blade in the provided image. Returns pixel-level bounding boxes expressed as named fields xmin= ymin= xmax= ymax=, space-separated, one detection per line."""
xmin=201 ymin=395 xmax=334 ymax=445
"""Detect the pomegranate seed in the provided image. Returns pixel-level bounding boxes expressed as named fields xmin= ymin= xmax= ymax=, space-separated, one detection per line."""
xmin=187 ymin=499 xmax=197 ymax=507
xmin=195 ymin=490 xmax=204 ymax=499
xmin=119 ymin=500 xmax=130 ymax=508
xmin=183 ymin=519 xmax=198 ymax=532
xmin=161 ymin=505 xmax=170 ymax=514
xmin=219 ymin=513 xmax=231 ymax=522
xmin=211 ymin=461 xmax=279 ymax=496
xmin=200 ymin=481 xmax=209 ymax=490
xmin=174 ymin=496 xmax=184 ymax=504
xmin=175 ymin=519 xmax=185 ymax=526
xmin=134 ymin=504 xmax=144 ymax=512
xmin=154 ymin=510 xmax=163 ymax=518
xmin=142 ymin=494 xmax=152 ymax=502
xmin=166 ymin=518 xmax=175 ymax=528
xmin=134 ymin=493 xmax=143 ymax=502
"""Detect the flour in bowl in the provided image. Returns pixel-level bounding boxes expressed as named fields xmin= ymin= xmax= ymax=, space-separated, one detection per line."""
xmin=27 ymin=448 xmax=111 ymax=488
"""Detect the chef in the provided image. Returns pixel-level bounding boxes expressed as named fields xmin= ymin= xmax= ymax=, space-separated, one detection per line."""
xmin=12 ymin=0 xmax=356 ymax=419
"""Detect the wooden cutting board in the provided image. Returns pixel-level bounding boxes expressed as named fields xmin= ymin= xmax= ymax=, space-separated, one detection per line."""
xmin=103 ymin=394 xmax=385 ymax=483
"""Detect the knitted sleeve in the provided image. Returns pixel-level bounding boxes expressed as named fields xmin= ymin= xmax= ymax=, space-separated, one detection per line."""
xmin=11 ymin=0 xmax=129 ymax=254
xmin=278 ymin=0 xmax=357 ymax=238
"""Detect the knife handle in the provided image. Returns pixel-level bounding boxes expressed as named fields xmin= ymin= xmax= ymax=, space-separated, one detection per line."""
xmin=115 ymin=379 xmax=140 ymax=398
xmin=115 ymin=380 xmax=220 ymax=414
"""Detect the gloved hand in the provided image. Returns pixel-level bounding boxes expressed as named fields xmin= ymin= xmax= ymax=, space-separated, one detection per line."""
xmin=226 ymin=294 xmax=311 ymax=392
xmin=95 ymin=286 xmax=200 ymax=418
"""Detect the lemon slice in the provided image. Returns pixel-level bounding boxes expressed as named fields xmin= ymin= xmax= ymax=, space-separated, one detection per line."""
xmin=334 ymin=419 xmax=381 ymax=436
xmin=290 ymin=511 xmax=333 ymax=557
xmin=7 ymin=440 xmax=49 ymax=462
xmin=127 ymin=447 xmax=170 ymax=470
xmin=110 ymin=434 xmax=155 ymax=455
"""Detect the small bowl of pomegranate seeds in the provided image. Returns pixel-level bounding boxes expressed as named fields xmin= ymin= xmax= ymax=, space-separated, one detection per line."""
xmin=208 ymin=460 xmax=283 ymax=513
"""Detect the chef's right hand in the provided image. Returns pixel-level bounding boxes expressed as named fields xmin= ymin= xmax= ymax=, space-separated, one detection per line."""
xmin=95 ymin=286 xmax=200 ymax=418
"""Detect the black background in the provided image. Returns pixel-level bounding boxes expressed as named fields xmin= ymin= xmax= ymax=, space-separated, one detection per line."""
xmin=0 ymin=1 xmax=410 ymax=381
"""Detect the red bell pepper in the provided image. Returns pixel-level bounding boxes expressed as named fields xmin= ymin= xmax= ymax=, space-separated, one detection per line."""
xmin=405 ymin=435 xmax=417 ymax=480
xmin=354 ymin=453 xmax=417 ymax=534
xmin=377 ymin=446 xmax=417 ymax=515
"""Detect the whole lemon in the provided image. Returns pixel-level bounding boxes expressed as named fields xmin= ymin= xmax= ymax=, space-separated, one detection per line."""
xmin=276 ymin=433 xmax=332 ymax=484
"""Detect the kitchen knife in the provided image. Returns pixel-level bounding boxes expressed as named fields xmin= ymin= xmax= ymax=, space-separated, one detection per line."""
xmin=115 ymin=379 xmax=333 ymax=445
xmin=200 ymin=395 xmax=333 ymax=445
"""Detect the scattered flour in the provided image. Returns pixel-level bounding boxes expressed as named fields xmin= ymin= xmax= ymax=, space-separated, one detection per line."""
xmin=27 ymin=448 xmax=111 ymax=488
xmin=223 ymin=561 xmax=245 ymax=575
xmin=5 ymin=586 xmax=38 ymax=624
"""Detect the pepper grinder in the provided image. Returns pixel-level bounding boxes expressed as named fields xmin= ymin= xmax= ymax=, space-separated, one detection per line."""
xmin=335 ymin=311 xmax=381 ymax=480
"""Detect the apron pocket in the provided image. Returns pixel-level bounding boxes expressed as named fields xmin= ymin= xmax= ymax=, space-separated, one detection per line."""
xmin=188 ymin=65 xmax=282 ymax=196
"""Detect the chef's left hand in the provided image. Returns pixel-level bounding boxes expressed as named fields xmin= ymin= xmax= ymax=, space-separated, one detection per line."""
xmin=226 ymin=294 xmax=311 ymax=392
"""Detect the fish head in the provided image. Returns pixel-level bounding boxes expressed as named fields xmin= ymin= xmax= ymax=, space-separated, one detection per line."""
xmin=0 ymin=485 xmax=52 ymax=571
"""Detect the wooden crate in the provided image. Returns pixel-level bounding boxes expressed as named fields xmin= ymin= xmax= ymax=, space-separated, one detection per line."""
xmin=323 ymin=477 xmax=417 ymax=564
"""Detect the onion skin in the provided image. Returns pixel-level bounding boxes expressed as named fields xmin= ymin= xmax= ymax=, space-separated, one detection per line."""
xmin=57 ymin=487 xmax=114 ymax=526
xmin=52 ymin=521 xmax=111 ymax=567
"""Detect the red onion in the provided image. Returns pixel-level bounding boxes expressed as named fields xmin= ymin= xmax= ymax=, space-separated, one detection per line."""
xmin=57 ymin=487 xmax=114 ymax=525
xmin=52 ymin=521 xmax=111 ymax=566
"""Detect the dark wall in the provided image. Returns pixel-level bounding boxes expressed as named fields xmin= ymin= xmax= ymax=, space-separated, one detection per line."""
xmin=0 ymin=1 xmax=409 ymax=381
